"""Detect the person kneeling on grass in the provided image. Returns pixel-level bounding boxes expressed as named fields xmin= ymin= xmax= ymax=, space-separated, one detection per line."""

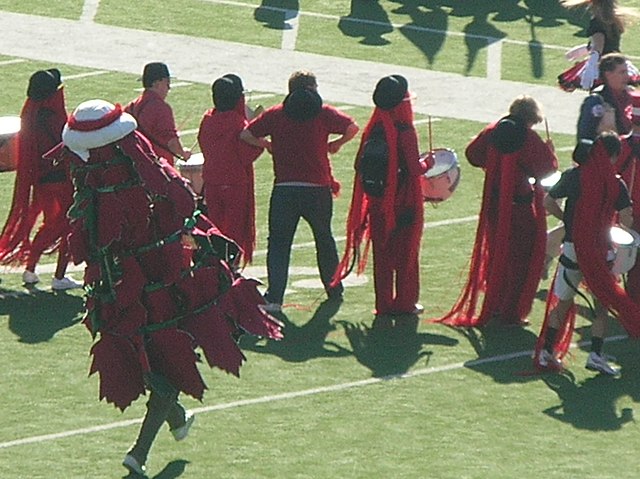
xmin=534 ymin=132 xmax=640 ymax=375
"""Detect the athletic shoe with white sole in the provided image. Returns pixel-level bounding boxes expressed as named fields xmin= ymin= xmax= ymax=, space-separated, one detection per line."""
xmin=585 ymin=352 xmax=620 ymax=376
xmin=122 ymin=453 xmax=146 ymax=476
xmin=51 ymin=276 xmax=83 ymax=291
xmin=171 ymin=412 xmax=195 ymax=442
xmin=537 ymin=349 xmax=562 ymax=370
xmin=22 ymin=270 xmax=39 ymax=284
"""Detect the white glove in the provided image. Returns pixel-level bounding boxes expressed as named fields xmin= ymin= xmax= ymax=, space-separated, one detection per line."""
xmin=580 ymin=51 xmax=600 ymax=90
xmin=565 ymin=44 xmax=589 ymax=62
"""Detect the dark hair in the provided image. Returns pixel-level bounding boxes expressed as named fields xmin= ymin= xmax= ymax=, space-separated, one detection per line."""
xmin=598 ymin=130 xmax=621 ymax=156
xmin=572 ymin=131 xmax=621 ymax=164
xmin=212 ymin=76 xmax=243 ymax=111
xmin=142 ymin=62 xmax=170 ymax=88
xmin=599 ymin=53 xmax=626 ymax=79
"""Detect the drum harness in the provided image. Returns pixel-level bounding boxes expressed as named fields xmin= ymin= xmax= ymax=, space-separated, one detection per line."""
xmin=558 ymin=253 xmax=597 ymax=317
xmin=125 ymin=100 xmax=186 ymax=162
xmin=558 ymin=244 xmax=624 ymax=318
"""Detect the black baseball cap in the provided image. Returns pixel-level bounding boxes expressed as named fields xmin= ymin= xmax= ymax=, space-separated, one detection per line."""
xmin=141 ymin=62 xmax=171 ymax=88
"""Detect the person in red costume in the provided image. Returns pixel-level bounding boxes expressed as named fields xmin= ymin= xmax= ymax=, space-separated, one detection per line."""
xmin=198 ymin=74 xmax=263 ymax=267
xmin=0 ymin=68 xmax=81 ymax=290
xmin=333 ymin=75 xmax=429 ymax=317
xmin=51 ymin=99 xmax=282 ymax=476
xmin=436 ymin=96 xmax=558 ymax=328
xmin=534 ymin=133 xmax=640 ymax=375
xmin=125 ymin=62 xmax=191 ymax=166
xmin=240 ymin=70 xmax=359 ymax=312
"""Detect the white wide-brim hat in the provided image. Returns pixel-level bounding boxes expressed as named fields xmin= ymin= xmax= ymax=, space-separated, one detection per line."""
xmin=62 ymin=99 xmax=137 ymax=161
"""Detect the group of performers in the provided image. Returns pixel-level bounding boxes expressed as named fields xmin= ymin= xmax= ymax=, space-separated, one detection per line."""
xmin=4 ymin=0 xmax=640 ymax=475
xmin=435 ymin=0 xmax=640 ymax=378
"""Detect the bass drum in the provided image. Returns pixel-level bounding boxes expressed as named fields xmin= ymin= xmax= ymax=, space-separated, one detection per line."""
xmin=176 ymin=152 xmax=204 ymax=195
xmin=420 ymin=148 xmax=460 ymax=203
xmin=0 ymin=116 xmax=21 ymax=172
xmin=610 ymin=226 xmax=640 ymax=275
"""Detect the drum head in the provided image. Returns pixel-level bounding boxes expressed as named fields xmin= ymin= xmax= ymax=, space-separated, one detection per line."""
xmin=539 ymin=171 xmax=561 ymax=190
xmin=610 ymin=226 xmax=637 ymax=246
xmin=178 ymin=152 xmax=204 ymax=169
xmin=0 ymin=116 xmax=20 ymax=139
xmin=424 ymin=148 xmax=458 ymax=178
xmin=420 ymin=148 xmax=460 ymax=203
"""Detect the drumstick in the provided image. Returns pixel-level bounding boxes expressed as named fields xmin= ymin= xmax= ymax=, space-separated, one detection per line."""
xmin=629 ymin=157 xmax=637 ymax=198
xmin=428 ymin=115 xmax=433 ymax=152
xmin=544 ymin=118 xmax=550 ymax=141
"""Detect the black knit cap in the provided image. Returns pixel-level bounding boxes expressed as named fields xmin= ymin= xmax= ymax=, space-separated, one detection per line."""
xmin=490 ymin=117 xmax=527 ymax=154
xmin=283 ymin=88 xmax=323 ymax=122
xmin=27 ymin=69 xmax=62 ymax=101
xmin=373 ymin=74 xmax=408 ymax=110
xmin=212 ymin=76 xmax=243 ymax=112
xmin=142 ymin=62 xmax=171 ymax=88
xmin=222 ymin=73 xmax=245 ymax=93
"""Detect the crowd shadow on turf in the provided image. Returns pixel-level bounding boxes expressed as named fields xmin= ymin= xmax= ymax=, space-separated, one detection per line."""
xmin=439 ymin=321 xmax=541 ymax=384
xmin=339 ymin=0 xmax=394 ymax=46
xmin=255 ymin=0 xmax=300 ymax=30
xmin=0 ymin=289 xmax=84 ymax=344
xmin=239 ymin=298 xmax=352 ymax=362
xmin=337 ymin=314 xmax=458 ymax=377
xmin=340 ymin=0 xmax=589 ymax=78
xmin=123 ymin=459 xmax=189 ymax=479
xmin=541 ymin=349 xmax=640 ymax=431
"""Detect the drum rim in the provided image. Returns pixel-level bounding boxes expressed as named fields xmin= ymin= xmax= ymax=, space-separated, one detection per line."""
xmin=422 ymin=148 xmax=459 ymax=178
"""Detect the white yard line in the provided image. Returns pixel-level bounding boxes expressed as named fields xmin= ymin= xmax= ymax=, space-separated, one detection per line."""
xmin=80 ymin=0 xmax=101 ymax=23
xmin=487 ymin=39 xmax=503 ymax=81
xmin=63 ymin=70 xmax=110 ymax=80
xmin=0 ymin=59 xmax=26 ymax=66
xmin=0 ymin=334 xmax=627 ymax=450
xmin=281 ymin=10 xmax=300 ymax=51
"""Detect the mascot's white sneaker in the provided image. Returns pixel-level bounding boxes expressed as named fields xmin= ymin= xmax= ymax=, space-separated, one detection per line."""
xmin=52 ymin=276 xmax=83 ymax=291
xmin=171 ymin=412 xmax=195 ymax=441
xmin=122 ymin=453 xmax=146 ymax=476
xmin=22 ymin=270 xmax=39 ymax=284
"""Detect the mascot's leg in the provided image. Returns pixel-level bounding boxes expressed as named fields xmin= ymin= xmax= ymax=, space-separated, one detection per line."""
xmin=124 ymin=374 xmax=187 ymax=474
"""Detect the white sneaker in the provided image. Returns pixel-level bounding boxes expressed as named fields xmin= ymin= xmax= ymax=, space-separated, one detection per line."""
xmin=51 ymin=276 xmax=83 ymax=291
xmin=122 ymin=453 xmax=146 ymax=476
xmin=585 ymin=352 xmax=620 ymax=376
xmin=260 ymin=302 xmax=282 ymax=313
xmin=171 ymin=412 xmax=195 ymax=441
xmin=22 ymin=270 xmax=39 ymax=284
xmin=537 ymin=349 xmax=562 ymax=370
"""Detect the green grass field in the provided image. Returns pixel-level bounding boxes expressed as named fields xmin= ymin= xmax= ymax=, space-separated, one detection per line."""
xmin=0 ymin=2 xmax=639 ymax=479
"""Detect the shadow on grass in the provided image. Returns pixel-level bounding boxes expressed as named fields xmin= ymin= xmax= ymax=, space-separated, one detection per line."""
xmin=123 ymin=459 xmax=189 ymax=479
xmin=338 ymin=313 xmax=458 ymax=377
xmin=240 ymin=298 xmax=352 ymax=362
xmin=541 ymin=351 xmax=640 ymax=431
xmin=441 ymin=321 xmax=541 ymax=383
xmin=340 ymin=0 xmax=588 ymax=78
xmin=0 ymin=288 xmax=84 ymax=344
xmin=339 ymin=0 xmax=393 ymax=46
xmin=255 ymin=0 xmax=299 ymax=31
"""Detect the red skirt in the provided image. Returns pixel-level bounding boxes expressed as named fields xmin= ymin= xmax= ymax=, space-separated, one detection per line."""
xmin=558 ymin=58 xmax=640 ymax=92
